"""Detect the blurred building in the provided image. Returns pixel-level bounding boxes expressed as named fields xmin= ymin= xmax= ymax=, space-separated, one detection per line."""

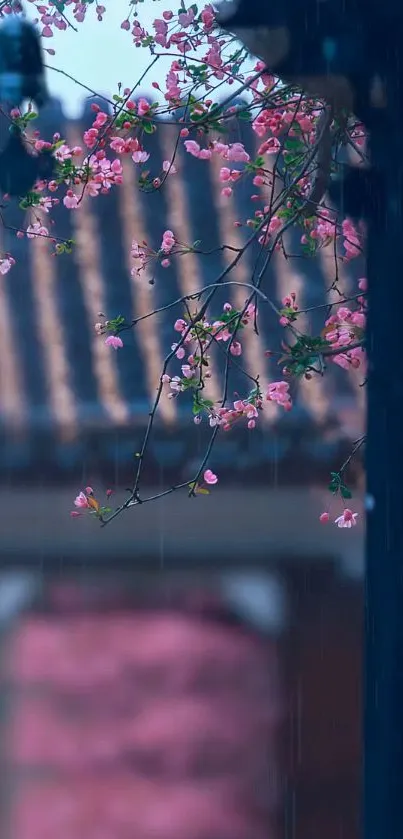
xmin=0 ymin=97 xmax=364 ymax=839
xmin=0 ymin=95 xmax=364 ymax=567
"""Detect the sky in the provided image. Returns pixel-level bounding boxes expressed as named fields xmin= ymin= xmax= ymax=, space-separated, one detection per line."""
xmin=24 ymin=0 xmax=242 ymax=118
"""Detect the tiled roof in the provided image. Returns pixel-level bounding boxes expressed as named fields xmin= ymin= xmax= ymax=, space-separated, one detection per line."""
xmin=0 ymin=98 xmax=365 ymax=479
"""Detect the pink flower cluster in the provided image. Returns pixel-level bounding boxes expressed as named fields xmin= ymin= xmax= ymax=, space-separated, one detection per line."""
xmin=131 ymin=230 xmax=179 ymax=276
xmin=208 ymin=398 xmax=261 ymax=431
xmin=252 ymin=104 xmax=315 ymax=141
xmin=160 ymin=229 xmax=176 ymax=266
xmin=23 ymin=0 xmax=105 ymax=38
xmin=0 ymin=255 xmax=15 ymax=275
xmin=324 ymin=280 xmax=367 ymax=370
xmin=320 ymin=509 xmax=359 ymax=528
xmin=342 ymin=218 xmax=363 ymax=261
xmin=70 ymin=487 xmax=112 ymax=519
xmin=249 ymin=211 xmax=283 ymax=247
xmin=279 ymin=292 xmax=298 ymax=327
xmin=265 ymin=381 xmax=292 ymax=411
xmin=184 ymin=139 xmax=250 ymax=165
xmin=166 ymin=302 xmax=256 ymax=383
xmin=301 ymin=208 xmax=337 ymax=248
xmin=105 ymin=335 xmax=123 ymax=350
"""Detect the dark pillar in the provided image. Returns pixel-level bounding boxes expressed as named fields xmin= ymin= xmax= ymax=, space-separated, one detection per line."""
xmin=364 ymin=24 xmax=403 ymax=839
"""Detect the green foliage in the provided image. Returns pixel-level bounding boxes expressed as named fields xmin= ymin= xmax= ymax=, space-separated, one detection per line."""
xmin=328 ymin=471 xmax=352 ymax=499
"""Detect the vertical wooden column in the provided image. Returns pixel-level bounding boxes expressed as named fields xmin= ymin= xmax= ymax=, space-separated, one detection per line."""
xmin=364 ymin=13 xmax=403 ymax=837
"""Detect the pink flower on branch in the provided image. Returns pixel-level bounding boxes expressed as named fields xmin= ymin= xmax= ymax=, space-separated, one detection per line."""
xmin=204 ymin=469 xmax=218 ymax=485
xmin=335 ymin=509 xmax=358 ymax=528
xmin=105 ymin=335 xmax=123 ymax=350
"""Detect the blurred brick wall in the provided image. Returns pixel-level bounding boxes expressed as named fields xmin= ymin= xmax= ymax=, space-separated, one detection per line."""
xmin=1 ymin=582 xmax=283 ymax=839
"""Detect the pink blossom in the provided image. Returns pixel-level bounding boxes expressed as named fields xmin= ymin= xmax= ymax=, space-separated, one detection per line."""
xmin=63 ymin=191 xmax=79 ymax=209
xmin=0 ymin=256 xmax=15 ymax=275
xmin=333 ymin=353 xmax=351 ymax=370
xmin=178 ymin=8 xmax=195 ymax=27
xmin=226 ymin=142 xmax=250 ymax=163
xmin=54 ymin=143 xmax=73 ymax=162
xmin=258 ymin=137 xmax=281 ymax=155
xmin=161 ymin=229 xmax=175 ymax=253
xmin=26 ymin=222 xmax=49 ymax=238
xmin=230 ymin=341 xmax=242 ymax=356
xmin=162 ymin=159 xmax=177 ymax=174
xmin=184 ymin=140 xmax=201 ymax=157
xmin=105 ymin=335 xmax=123 ymax=349
xmin=335 ymin=509 xmax=358 ymax=528
xmin=201 ymin=5 xmax=215 ymax=29
xmin=320 ymin=512 xmax=330 ymax=523
xmin=219 ymin=167 xmax=231 ymax=182
xmin=132 ymin=150 xmax=150 ymax=163
xmin=74 ymin=492 xmax=89 ymax=509
xmin=94 ymin=110 xmax=108 ymax=127
xmin=83 ymin=127 xmax=98 ymax=148
xmin=266 ymin=381 xmax=292 ymax=410
xmin=181 ymin=364 xmax=194 ymax=379
xmin=342 ymin=218 xmax=362 ymax=260
xmin=204 ymin=469 xmax=218 ymax=485
xmin=137 ymin=97 xmax=151 ymax=116
xmin=169 ymin=375 xmax=183 ymax=393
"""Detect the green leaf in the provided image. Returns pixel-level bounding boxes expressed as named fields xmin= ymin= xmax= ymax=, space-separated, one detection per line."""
xmin=142 ymin=121 xmax=155 ymax=134
xmin=340 ymin=486 xmax=352 ymax=499
xmin=52 ymin=140 xmax=67 ymax=152
xmin=284 ymin=136 xmax=303 ymax=151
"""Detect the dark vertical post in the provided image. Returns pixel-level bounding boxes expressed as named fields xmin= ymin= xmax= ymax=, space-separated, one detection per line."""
xmin=364 ymin=18 xmax=403 ymax=838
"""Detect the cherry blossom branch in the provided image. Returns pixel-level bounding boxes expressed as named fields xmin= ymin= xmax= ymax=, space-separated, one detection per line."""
xmin=100 ymin=207 xmax=305 ymax=527
xmin=13 ymin=2 xmax=366 ymax=530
